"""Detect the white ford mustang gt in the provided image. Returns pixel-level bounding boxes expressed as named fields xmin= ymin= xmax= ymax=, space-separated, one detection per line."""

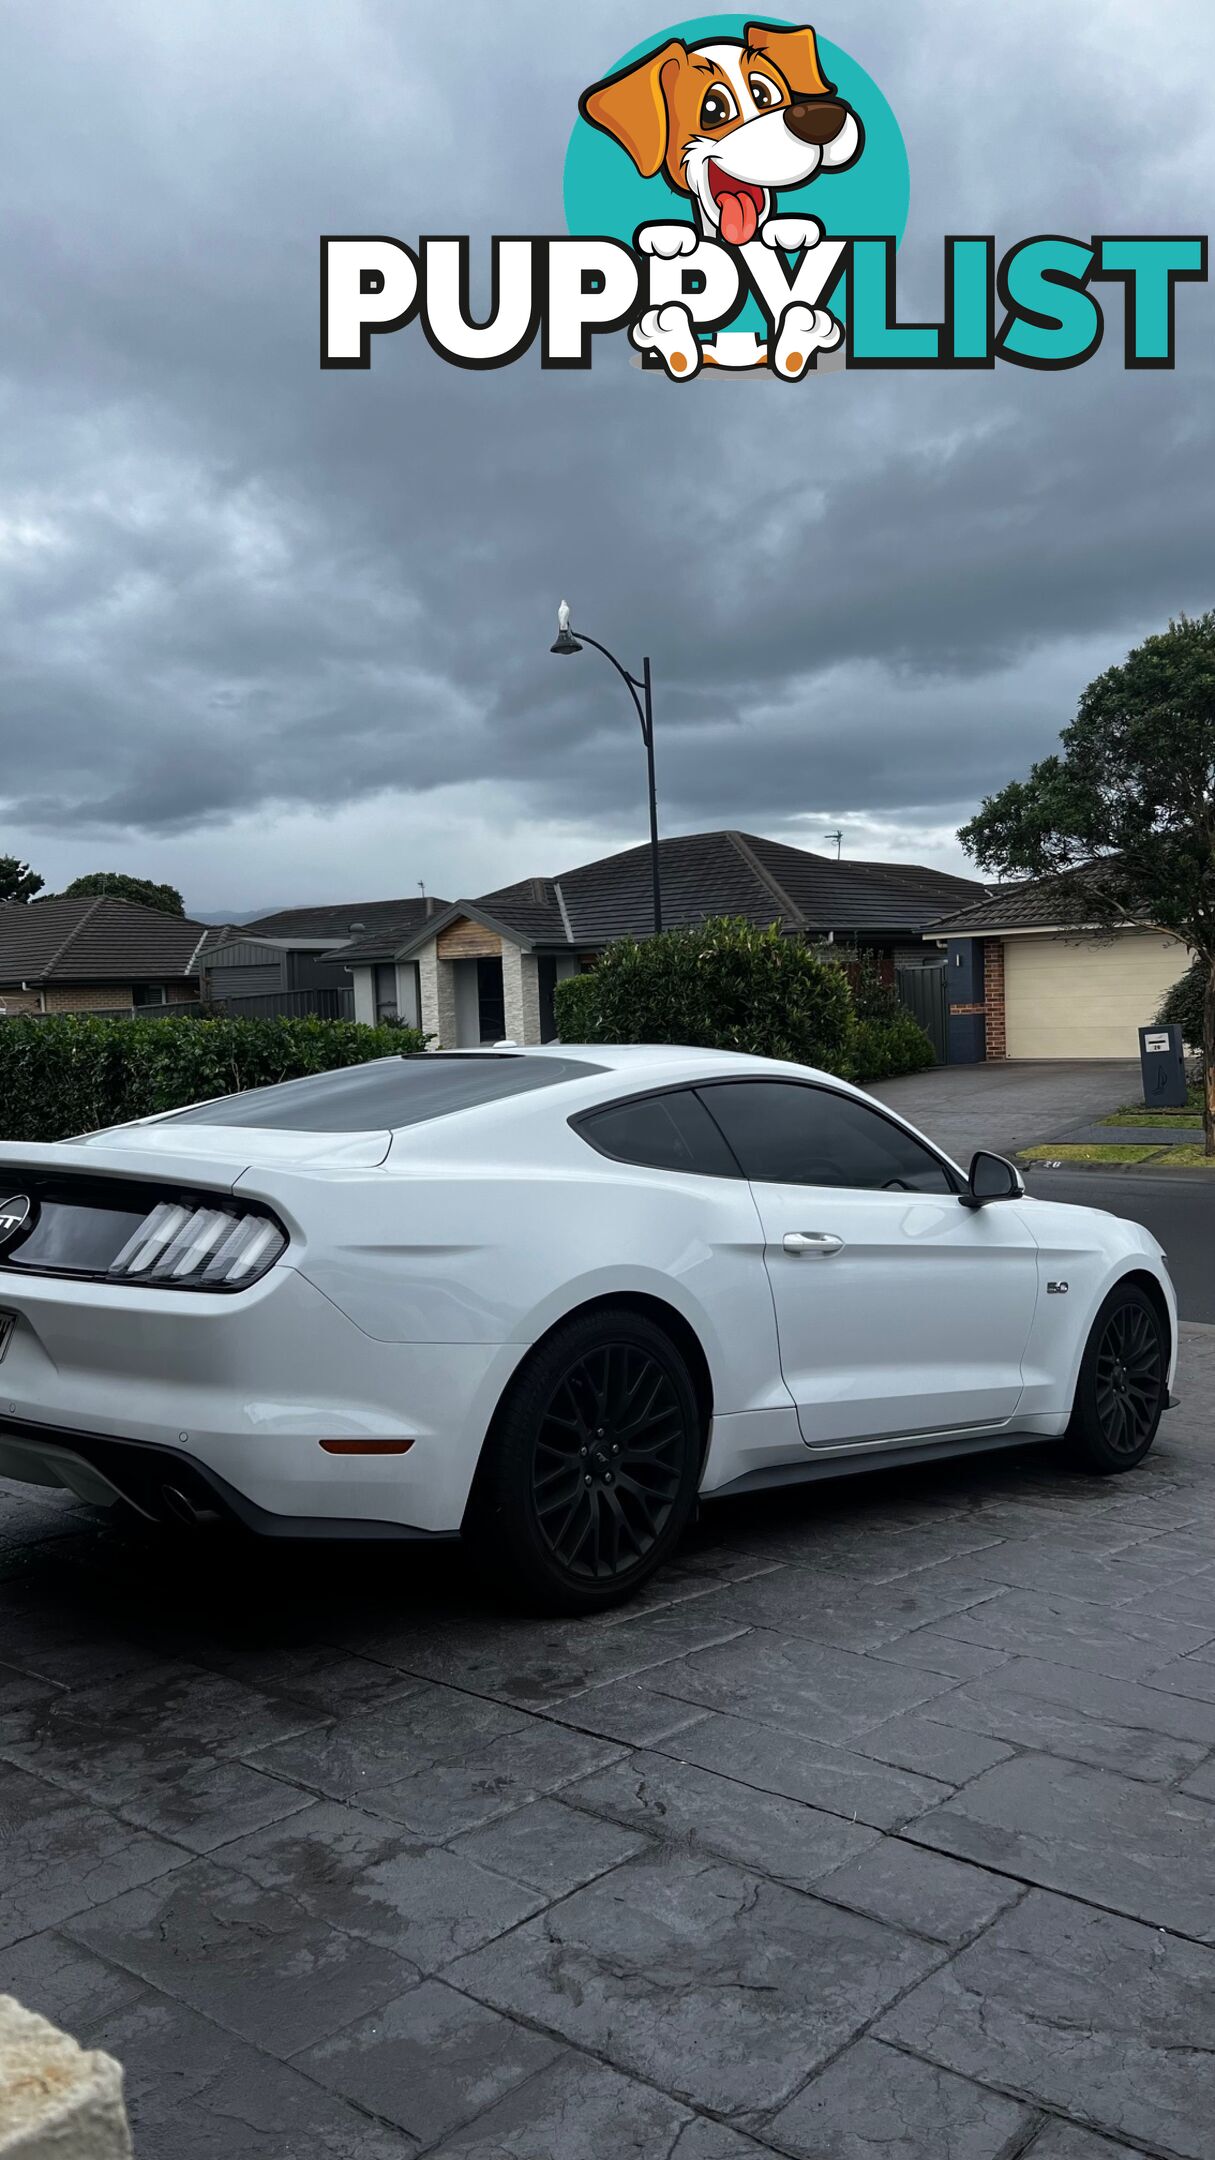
xmin=0 ymin=1044 xmax=1178 ymax=1610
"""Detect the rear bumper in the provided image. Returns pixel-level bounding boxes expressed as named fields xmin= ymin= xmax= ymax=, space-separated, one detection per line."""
xmin=0 ymin=1416 xmax=452 ymax=1539
xmin=0 ymin=1263 xmax=527 ymax=1532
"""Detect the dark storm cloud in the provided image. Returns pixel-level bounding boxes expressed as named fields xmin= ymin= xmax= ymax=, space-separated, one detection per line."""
xmin=0 ymin=0 xmax=1211 ymax=878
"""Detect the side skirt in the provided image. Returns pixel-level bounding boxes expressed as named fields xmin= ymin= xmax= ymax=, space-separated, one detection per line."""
xmin=707 ymin=1426 xmax=1058 ymax=1500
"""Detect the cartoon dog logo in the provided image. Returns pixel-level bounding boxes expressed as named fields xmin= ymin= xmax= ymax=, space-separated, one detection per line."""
xmin=580 ymin=21 xmax=862 ymax=376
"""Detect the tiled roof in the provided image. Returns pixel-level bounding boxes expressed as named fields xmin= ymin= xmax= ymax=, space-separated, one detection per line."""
xmin=0 ymin=897 xmax=207 ymax=986
xmin=376 ymin=832 xmax=987 ymax=961
xmin=244 ymin=897 xmax=449 ymax=950
xmin=930 ymin=866 xmax=1130 ymax=936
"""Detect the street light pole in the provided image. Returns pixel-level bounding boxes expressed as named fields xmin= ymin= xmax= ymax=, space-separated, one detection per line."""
xmin=551 ymin=604 xmax=662 ymax=935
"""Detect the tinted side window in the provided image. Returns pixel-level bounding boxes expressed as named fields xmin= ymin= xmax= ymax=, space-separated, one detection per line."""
xmin=698 ymin=1082 xmax=955 ymax=1194
xmin=576 ymin=1090 xmax=741 ymax=1178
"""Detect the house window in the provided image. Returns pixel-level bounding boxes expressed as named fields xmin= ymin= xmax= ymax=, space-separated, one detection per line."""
xmin=132 ymin=984 xmax=168 ymax=1007
xmin=476 ymin=957 xmax=506 ymax=1042
xmin=373 ymin=964 xmax=398 ymax=1024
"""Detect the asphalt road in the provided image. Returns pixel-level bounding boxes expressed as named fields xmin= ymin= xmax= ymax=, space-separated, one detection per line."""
xmin=1022 ymin=1164 xmax=1215 ymax=1323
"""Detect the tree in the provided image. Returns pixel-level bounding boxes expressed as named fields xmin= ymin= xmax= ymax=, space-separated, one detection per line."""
xmin=63 ymin=872 xmax=185 ymax=917
xmin=0 ymin=855 xmax=44 ymax=904
xmin=960 ymin=612 xmax=1215 ymax=1154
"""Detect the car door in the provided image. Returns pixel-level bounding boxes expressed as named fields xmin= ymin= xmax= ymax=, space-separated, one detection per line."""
xmin=697 ymin=1079 xmax=1041 ymax=1449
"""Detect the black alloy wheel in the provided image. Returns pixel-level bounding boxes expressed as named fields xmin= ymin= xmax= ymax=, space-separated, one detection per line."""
xmin=532 ymin=1342 xmax=685 ymax=1581
xmin=1066 ymin=1282 xmax=1167 ymax=1473
xmin=466 ymin=1307 xmax=701 ymax=1612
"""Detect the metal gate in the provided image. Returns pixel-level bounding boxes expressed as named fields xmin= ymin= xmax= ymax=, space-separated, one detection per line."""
xmin=895 ymin=965 xmax=948 ymax=1063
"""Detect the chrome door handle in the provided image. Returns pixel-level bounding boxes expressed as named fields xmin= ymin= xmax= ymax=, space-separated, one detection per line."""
xmin=783 ymin=1232 xmax=844 ymax=1256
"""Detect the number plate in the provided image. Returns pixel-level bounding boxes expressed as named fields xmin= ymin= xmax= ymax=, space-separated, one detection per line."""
xmin=0 ymin=1312 xmax=14 ymax=1364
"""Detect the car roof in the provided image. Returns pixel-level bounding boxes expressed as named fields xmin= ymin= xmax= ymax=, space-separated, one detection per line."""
xmin=468 ymin=1043 xmax=848 ymax=1087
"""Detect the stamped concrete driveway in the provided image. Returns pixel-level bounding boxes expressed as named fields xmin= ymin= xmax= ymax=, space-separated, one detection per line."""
xmin=2 ymin=1328 xmax=1215 ymax=2159
xmin=869 ymin=1060 xmax=1140 ymax=1164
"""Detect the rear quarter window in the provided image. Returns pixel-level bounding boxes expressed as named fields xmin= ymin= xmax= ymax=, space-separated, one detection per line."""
xmin=574 ymin=1089 xmax=741 ymax=1177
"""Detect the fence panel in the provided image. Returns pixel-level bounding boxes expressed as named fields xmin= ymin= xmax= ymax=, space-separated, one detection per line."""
xmin=895 ymin=966 xmax=948 ymax=1063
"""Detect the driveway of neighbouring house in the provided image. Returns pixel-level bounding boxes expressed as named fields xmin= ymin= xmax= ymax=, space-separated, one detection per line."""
xmin=869 ymin=1059 xmax=1141 ymax=1164
xmin=2 ymin=1323 xmax=1214 ymax=2159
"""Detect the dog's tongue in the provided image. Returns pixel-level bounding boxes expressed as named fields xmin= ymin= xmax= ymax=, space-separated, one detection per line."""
xmin=719 ymin=189 xmax=759 ymax=247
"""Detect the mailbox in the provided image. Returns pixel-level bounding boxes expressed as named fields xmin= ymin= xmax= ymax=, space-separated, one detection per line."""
xmin=1139 ymin=1023 xmax=1188 ymax=1109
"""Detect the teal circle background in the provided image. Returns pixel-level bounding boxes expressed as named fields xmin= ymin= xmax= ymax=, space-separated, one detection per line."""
xmin=563 ymin=16 xmax=909 ymax=245
xmin=563 ymin=15 xmax=909 ymax=337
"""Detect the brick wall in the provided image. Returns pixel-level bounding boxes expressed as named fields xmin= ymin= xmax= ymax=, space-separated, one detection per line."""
xmin=42 ymin=985 xmax=135 ymax=1013
xmin=983 ymin=940 xmax=1007 ymax=1060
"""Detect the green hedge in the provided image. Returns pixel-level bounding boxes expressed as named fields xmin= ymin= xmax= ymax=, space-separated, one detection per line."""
xmin=554 ymin=917 xmax=857 ymax=1072
xmin=0 ymin=1014 xmax=426 ymax=1144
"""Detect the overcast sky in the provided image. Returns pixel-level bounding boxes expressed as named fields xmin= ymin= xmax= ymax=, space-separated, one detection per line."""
xmin=1 ymin=0 xmax=1212 ymax=915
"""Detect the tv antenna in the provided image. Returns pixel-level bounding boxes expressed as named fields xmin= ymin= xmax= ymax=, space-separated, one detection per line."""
xmin=823 ymin=830 xmax=843 ymax=860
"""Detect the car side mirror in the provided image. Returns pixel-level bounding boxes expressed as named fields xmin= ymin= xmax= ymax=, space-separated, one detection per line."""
xmin=961 ymin=1149 xmax=1025 ymax=1209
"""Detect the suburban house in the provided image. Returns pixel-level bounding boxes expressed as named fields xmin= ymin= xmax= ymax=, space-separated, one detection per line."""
xmin=0 ymin=896 xmax=207 ymax=1016
xmin=932 ymin=874 xmax=1190 ymax=1061
xmin=197 ymin=896 xmax=447 ymax=1020
xmin=335 ymin=831 xmax=987 ymax=1049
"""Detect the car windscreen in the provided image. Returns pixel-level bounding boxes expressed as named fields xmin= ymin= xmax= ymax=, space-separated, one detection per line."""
xmin=164 ymin=1054 xmax=606 ymax=1133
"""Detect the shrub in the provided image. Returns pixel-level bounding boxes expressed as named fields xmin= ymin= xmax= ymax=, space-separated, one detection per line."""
xmin=845 ymin=955 xmax=936 ymax=1080
xmin=852 ymin=1010 xmax=936 ymax=1082
xmin=1155 ymin=958 xmax=1204 ymax=1047
xmin=553 ymin=917 xmax=856 ymax=1073
xmin=0 ymin=1013 xmax=427 ymax=1144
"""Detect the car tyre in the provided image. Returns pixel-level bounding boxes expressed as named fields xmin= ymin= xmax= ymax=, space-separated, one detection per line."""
xmin=466 ymin=1306 xmax=703 ymax=1614
xmin=1064 ymin=1281 xmax=1167 ymax=1474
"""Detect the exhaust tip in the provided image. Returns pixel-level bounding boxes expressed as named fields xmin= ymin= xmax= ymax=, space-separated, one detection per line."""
xmin=162 ymin=1484 xmax=221 ymax=1529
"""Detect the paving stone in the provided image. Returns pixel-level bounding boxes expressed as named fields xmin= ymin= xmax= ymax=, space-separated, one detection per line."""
xmin=420 ymin=2052 xmax=765 ymax=2159
xmin=0 ymin=1660 xmax=325 ymax=1803
xmin=332 ymin=1609 xmax=749 ymax=1709
xmin=298 ymin=1979 xmax=561 ymax=2142
xmin=660 ymin=1710 xmax=953 ymax=1831
xmin=877 ymin=1889 xmax=1215 ymax=2160
xmin=0 ymin=1929 xmax=148 ymax=2037
xmin=816 ymin=1836 xmax=1022 ymax=1945
xmin=67 ymin=1856 xmax=419 ymax=2057
xmin=922 ymin=1657 xmax=1215 ymax=1782
xmin=0 ymin=1760 xmax=187 ymax=1948
xmin=924 ymin=1585 xmax=1215 ymax=1682
xmin=1022 ymin=2124 xmax=1148 ymax=2158
xmin=114 ymin=1757 xmax=315 ymax=1853
xmin=448 ymin=1849 xmax=940 ymax=2117
xmin=871 ymin=1631 xmax=1012 ymax=1682
xmin=640 ymin=1630 xmax=956 ymax=1742
xmin=0 ymin=1594 xmax=163 ymax=1688
xmin=908 ymin=1752 xmax=1215 ymax=1940
xmin=200 ymin=1643 xmax=429 ymax=1716
xmin=0 ymin=1655 xmax=64 ymax=1711
xmin=766 ymin=2035 xmax=1037 ymax=2158
xmin=1177 ymin=1755 xmax=1215 ymax=1802
xmin=1136 ymin=1654 xmax=1215 ymax=1706
xmin=727 ymin=1520 xmax=1005 ymax=1583
xmin=154 ymin=2052 xmax=419 ymax=2156
xmin=84 ymin=1988 xmax=273 ymax=2133
xmin=544 ymin=1676 xmax=715 ymax=1747
xmin=247 ymin=1684 xmax=623 ymax=1836
xmin=563 ymin=1751 xmax=878 ymax=1890
xmin=966 ymin=1540 xmax=1211 ymax=1602
xmin=852 ymin=1710 xmax=1015 ymax=1788
xmin=222 ymin=1799 xmax=544 ymax=1966
xmin=449 ymin=1796 xmax=647 ymax=1897
xmin=681 ymin=1568 xmax=1003 ymax=1651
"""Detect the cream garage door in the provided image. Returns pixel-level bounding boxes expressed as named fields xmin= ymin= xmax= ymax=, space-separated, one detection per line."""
xmin=1004 ymin=932 xmax=1188 ymax=1060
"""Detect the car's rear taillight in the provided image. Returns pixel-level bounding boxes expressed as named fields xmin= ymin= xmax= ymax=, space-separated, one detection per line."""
xmin=107 ymin=1201 xmax=287 ymax=1288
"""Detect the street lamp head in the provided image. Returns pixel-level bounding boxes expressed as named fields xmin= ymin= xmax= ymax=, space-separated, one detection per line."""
xmin=551 ymin=599 xmax=582 ymax=656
